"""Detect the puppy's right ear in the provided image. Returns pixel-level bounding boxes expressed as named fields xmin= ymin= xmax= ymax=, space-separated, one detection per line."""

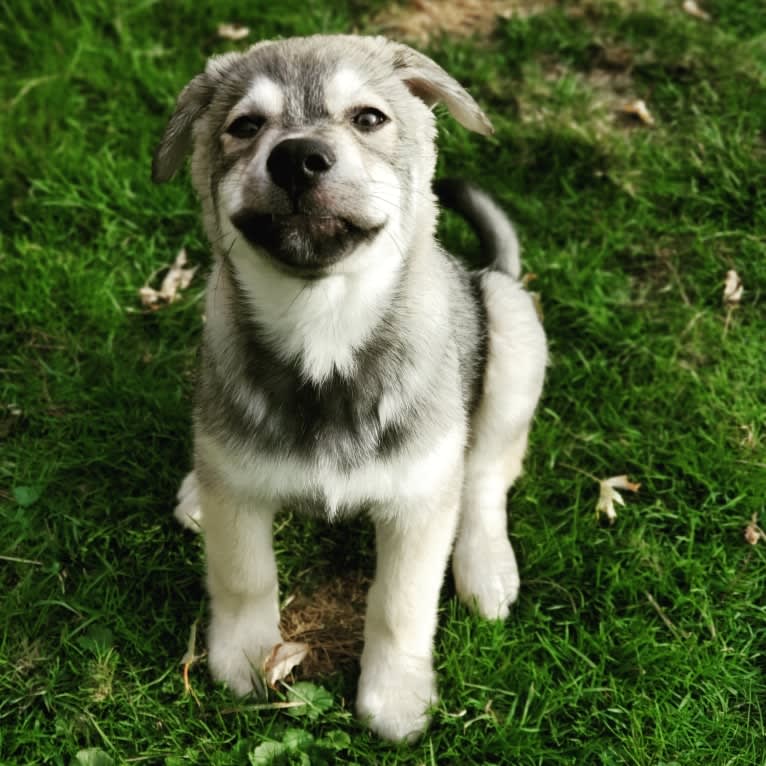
xmin=152 ymin=72 xmax=214 ymax=184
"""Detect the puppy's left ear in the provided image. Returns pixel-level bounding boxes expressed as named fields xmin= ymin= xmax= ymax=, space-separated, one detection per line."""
xmin=152 ymin=72 xmax=215 ymax=183
xmin=393 ymin=44 xmax=493 ymax=136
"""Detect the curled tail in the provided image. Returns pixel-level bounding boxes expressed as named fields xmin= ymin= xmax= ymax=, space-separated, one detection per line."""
xmin=433 ymin=178 xmax=521 ymax=280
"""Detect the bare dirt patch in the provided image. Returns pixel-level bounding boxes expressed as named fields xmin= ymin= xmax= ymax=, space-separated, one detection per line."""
xmin=372 ymin=0 xmax=555 ymax=43
xmin=280 ymin=573 xmax=369 ymax=678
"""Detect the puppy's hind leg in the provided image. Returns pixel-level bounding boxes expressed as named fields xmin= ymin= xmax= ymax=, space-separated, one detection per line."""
xmin=452 ymin=272 xmax=546 ymax=620
xmin=453 ymin=433 xmax=528 ymax=619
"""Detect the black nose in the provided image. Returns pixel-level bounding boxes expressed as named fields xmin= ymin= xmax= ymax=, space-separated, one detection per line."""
xmin=266 ymin=138 xmax=336 ymax=196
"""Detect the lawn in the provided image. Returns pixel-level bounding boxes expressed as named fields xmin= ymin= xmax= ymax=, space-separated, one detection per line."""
xmin=2 ymin=1 xmax=765 ymax=764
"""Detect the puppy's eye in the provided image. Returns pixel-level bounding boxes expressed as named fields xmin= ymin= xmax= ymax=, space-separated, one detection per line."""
xmin=225 ymin=115 xmax=265 ymax=139
xmin=352 ymin=108 xmax=388 ymax=131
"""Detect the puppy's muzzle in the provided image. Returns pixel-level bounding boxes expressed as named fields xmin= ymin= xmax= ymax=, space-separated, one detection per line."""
xmin=231 ymin=137 xmax=382 ymax=273
xmin=267 ymin=138 xmax=336 ymax=201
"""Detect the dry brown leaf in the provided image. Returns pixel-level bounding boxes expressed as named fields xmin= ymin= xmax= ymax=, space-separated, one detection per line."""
xmin=744 ymin=514 xmax=766 ymax=545
xmin=682 ymin=0 xmax=711 ymax=21
xmin=739 ymin=424 xmax=757 ymax=449
xmin=139 ymin=248 xmax=198 ymax=310
xmin=723 ymin=269 xmax=743 ymax=306
xmin=597 ymin=475 xmax=641 ymax=524
xmin=263 ymin=642 xmax=310 ymax=687
xmin=621 ymin=99 xmax=655 ymax=126
xmin=217 ymin=23 xmax=250 ymax=41
xmin=723 ymin=269 xmax=743 ymax=335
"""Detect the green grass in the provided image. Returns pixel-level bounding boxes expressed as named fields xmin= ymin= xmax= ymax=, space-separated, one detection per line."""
xmin=2 ymin=1 xmax=766 ymax=763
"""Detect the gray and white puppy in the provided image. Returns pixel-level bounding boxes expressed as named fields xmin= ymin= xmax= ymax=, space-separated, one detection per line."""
xmin=153 ymin=35 xmax=547 ymax=742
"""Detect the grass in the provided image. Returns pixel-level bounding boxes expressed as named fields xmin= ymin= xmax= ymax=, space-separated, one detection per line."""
xmin=2 ymin=0 xmax=765 ymax=763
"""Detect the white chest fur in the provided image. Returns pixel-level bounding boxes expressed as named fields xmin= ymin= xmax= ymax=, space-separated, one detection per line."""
xmin=217 ymin=225 xmax=403 ymax=384
xmin=197 ymin=424 xmax=464 ymax=521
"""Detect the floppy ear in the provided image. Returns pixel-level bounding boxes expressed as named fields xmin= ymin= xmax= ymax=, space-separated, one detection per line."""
xmin=392 ymin=44 xmax=493 ymax=136
xmin=152 ymin=72 xmax=214 ymax=183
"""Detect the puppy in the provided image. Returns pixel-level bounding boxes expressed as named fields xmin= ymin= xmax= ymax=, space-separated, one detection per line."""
xmin=153 ymin=35 xmax=547 ymax=742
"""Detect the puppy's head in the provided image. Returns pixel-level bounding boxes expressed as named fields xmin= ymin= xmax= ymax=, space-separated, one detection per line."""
xmin=153 ymin=36 xmax=492 ymax=275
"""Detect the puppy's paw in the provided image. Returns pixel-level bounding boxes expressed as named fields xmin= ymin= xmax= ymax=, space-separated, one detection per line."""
xmin=452 ymin=534 xmax=520 ymax=620
xmin=208 ymin=616 xmax=281 ymax=697
xmin=357 ymin=649 xmax=436 ymax=742
xmin=174 ymin=471 xmax=202 ymax=532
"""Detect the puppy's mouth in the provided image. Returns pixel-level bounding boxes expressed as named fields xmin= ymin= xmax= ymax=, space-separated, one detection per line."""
xmin=231 ymin=210 xmax=382 ymax=274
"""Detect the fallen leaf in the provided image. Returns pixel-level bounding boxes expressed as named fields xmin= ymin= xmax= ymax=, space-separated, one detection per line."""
xmin=744 ymin=514 xmax=765 ymax=545
xmin=723 ymin=269 xmax=743 ymax=306
xmin=596 ymin=475 xmax=641 ymax=524
xmin=159 ymin=248 xmax=196 ymax=295
xmin=139 ymin=248 xmax=197 ymax=310
xmin=621 ymin=99 xmax=654 ymax=126
xmin=682 ymin=0 xmax=711 ymax=21
xmin=740 ymin=424 xmax=757 ymax=449
xmin=217 ymin=23 xmax=249 ymax=41
xmin=263 ymin=642 xmax=310 ymax=687
xmin=723 ymin=269 xmax=744 ymax=335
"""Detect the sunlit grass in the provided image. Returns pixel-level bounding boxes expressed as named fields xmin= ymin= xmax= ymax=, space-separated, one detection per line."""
xmin=2 ymin=1 xmax=765 ymax=763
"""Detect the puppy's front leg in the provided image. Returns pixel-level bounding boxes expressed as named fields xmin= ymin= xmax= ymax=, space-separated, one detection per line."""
xmin=200 ymin=481 xmax=282 ymax=696
xmin=357 ymin=490 xmax=461 ymax=742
